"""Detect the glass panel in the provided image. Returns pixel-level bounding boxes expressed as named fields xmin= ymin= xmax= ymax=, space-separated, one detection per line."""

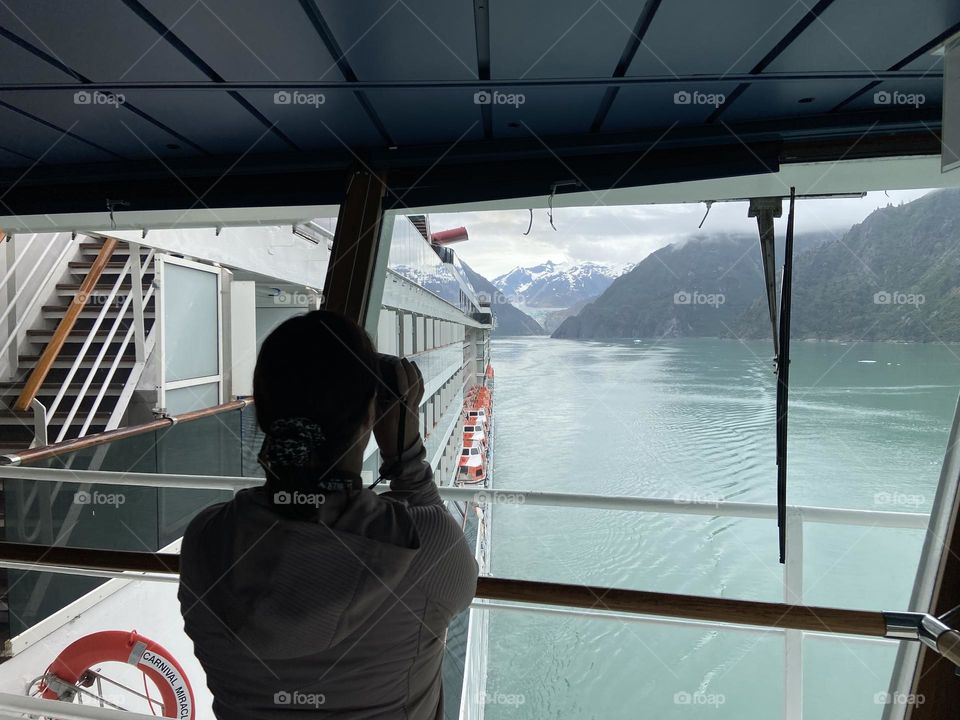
xmin=163 ymin=262 xmax=219 ymax=382
xmin=805 ymin=636 xmax=901 ymax=719
xmin=481 ymin=609 xmax=783 ymax=718
xmin=2 ymin=410 xmax=247 ymax=632
xmin=165 ymin=382 xmax=220 ymax=415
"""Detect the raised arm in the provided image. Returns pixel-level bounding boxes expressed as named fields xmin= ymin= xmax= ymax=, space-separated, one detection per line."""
xmin=373 ymin=356 xmax=442 ymax=506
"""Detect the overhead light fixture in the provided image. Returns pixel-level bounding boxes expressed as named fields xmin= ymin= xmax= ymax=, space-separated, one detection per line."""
xmin=292 ymin=220 xmax=334 ymax=246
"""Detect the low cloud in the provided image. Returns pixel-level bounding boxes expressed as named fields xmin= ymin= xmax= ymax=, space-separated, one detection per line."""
xmin=430 ymin=189 xmax=931 ymax=278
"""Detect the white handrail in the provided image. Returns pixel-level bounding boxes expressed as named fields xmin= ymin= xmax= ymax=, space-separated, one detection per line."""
xmin=0 ymin=235 xmax=75 ymax=360
xmin=80 ymin=284 xmax=156 ymax=437
xmin=47 ymin=255 xmax=134 ymax=420
xmin=0 ymin=692 xmax=159 ymax=720
xmin=0 ymin=466 xmax=929 ymax=529
xmin=0 ymin=465 xmax=929 ymax=717
xmin=55 ymin=249 xmax=155 ymax=442
xmin=0 ymin=232 xmax=37 ymax=291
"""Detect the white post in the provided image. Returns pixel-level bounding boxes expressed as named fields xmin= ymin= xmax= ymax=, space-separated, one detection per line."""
xmin=128 ymin=241 xmax=146 ymax=363
xmin=4 ymin=234 xmax=16 ymax=380
xmin=784 ymin=507 xmax=804 ymax=720
xmin=28 ymin=398 xmax=47 ymax=448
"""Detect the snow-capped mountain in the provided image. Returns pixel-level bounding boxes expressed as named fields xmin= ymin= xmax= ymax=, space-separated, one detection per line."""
xmin=492 ymin=260 xmax=622 ymax=308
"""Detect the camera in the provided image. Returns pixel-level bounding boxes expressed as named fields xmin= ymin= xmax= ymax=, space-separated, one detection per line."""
xmin=376 ymin=353 xmax=404 ymax=411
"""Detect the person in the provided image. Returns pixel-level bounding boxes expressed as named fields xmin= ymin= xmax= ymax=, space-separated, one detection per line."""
xmin=178 ymin=310 xmax=479 ymax=719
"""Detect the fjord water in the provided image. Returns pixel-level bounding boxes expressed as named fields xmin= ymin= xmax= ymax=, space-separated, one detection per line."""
xmin=484 ymin=337 xmax=960 ymax=720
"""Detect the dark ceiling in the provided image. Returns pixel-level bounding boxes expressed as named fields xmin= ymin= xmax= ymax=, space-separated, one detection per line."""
xmin=0 ymin=0 xmax=955 ymax=215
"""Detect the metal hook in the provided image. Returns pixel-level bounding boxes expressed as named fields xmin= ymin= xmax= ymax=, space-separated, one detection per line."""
xmin=698 ymin=200 xmax=714 ymax=229
xmin=548 ymin=180 xmax=582 ymax=231
xmin=522 ymin=208 xmax=533 ymax=236
xmin=105 ymin=199 xmax=130 ymax=230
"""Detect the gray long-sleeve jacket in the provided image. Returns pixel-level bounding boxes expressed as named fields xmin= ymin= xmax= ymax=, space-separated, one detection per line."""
xmin=178 ymin=439 xmax=479 ymax=719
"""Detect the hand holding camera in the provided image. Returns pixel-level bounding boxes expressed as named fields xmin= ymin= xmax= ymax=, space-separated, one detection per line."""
xmin=373 ymin=354 xmax=423 ymax=460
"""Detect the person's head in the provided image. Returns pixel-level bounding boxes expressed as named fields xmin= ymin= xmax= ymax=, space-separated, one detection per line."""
xmin=254 ymin=310 xmax=378 ymax=489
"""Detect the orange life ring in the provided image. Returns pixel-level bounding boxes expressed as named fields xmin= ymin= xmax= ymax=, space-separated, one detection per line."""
xmin=40 ymin=630 xmax=195 ymax=719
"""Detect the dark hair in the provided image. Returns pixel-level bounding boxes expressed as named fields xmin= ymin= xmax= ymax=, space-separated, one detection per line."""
xmin=253 ymin=310 xmax=378 ymax=481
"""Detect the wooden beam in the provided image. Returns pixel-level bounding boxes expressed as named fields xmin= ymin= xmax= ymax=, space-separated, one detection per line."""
xmin=322 ymin=169 xmax=386 ymax=324
xmin=0 ymin=542 xmax=889 ymax=637
xmin=14 ymin=236 xmax=117 ymax=412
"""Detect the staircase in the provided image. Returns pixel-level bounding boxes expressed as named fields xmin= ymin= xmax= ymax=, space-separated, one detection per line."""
xmin=0 ymin=238 xmax=156 ymax=455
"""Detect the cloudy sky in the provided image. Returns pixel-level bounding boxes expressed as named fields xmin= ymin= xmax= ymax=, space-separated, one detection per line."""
xmin=430 ymin=189 xmax=933 ymax=280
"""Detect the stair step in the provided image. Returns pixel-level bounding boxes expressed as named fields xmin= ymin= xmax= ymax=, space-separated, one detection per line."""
xmin=56 ymin=283 xmax=153 ymax=298
xmin=79 ymin=242 xmax=147 ymax=255
xmin=0 ymin=381 xmax=123 ymax=397
xmin=26 ymin=328 xmax=137 ymax=342
xmin=0 ymin=409 xmax=112 ymax=426
xmin=41 ymin=305 xmax=156 ymax=319
xmin=15 ymin=354 xmax=136 ymax=370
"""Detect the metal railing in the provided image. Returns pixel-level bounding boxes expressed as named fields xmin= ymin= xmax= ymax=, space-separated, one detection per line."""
xmin=0 ymin=398 xmax=252 ymax=466
xmin=0 ymin=233 xmax=78 ymax=382
xmin=0 ymin=403 xmax=944 ymax=720
xmin=0 ymin=466 xmax=948 ymax=720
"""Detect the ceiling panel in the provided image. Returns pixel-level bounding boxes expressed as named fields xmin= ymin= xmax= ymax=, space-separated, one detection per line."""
xmin=603 ymin=83 xmax=742 ymax=133
xmin=0 ymin=101 xmax=117 ymax=164
xmin=240 ymin=90 xmax=382 ymax=150
xmin=765 ymin=0 xmax=960 ymax=72
xmin=629 ymin=0 xmax=807 ymax=76
xmin=900 ymin=53 xmax=945 ymax=74
xmin=0 ymin=91 xmax=203 ymax=161
xmin=115 ymin=91 xmax=290 ymax=155
xmin=0 ymin=0 xmax=206 ymax=81
xmin=490 ymin=0 xmax=642 ymax=79
xmin=0 ymin=36 xmax=79 ymax=84
xmin=720 ymin=79 xmax=869 ymax=123
xmin=366 ymin=89 xmax=483 ymax=146
xmin=315 ymin=0 xmax=478 ymax=81
xmin=138 ymin=0 xmax=345 ymax=81
xmin=491 ymin=87 xmax=607 ymax=139
xmin=0 ymin=147 xmax=33 ymax=167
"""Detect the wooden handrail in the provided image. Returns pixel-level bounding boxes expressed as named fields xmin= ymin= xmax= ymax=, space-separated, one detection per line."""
xmin=0 ymin=398 xmax=253 ymax=466
xmin=14 ymin=236 xmax=118 ymax=412
xmin=0 ymin=542 xmax=888 ymax=638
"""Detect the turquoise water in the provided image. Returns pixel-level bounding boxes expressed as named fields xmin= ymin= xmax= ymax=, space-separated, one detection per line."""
xmin=484 ymin=337 xmax=960 ymax=719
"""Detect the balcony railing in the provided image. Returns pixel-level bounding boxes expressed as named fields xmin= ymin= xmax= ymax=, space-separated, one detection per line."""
xmin=0 ymin=408 xmax=953 ymax=720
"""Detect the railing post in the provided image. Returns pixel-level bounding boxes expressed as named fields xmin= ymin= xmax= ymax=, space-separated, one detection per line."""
xmin=28 ymin=398 xmax=47 ymax=448
xmin=14 ymin=236 xmax=117 ymax=412
xmin=128 ymin=242 xmax=146 ymax=363
xmin=4 ymin=233 xmax=16 ymax=381
xmin=784 ymin=507 xmax=804 ymax=720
